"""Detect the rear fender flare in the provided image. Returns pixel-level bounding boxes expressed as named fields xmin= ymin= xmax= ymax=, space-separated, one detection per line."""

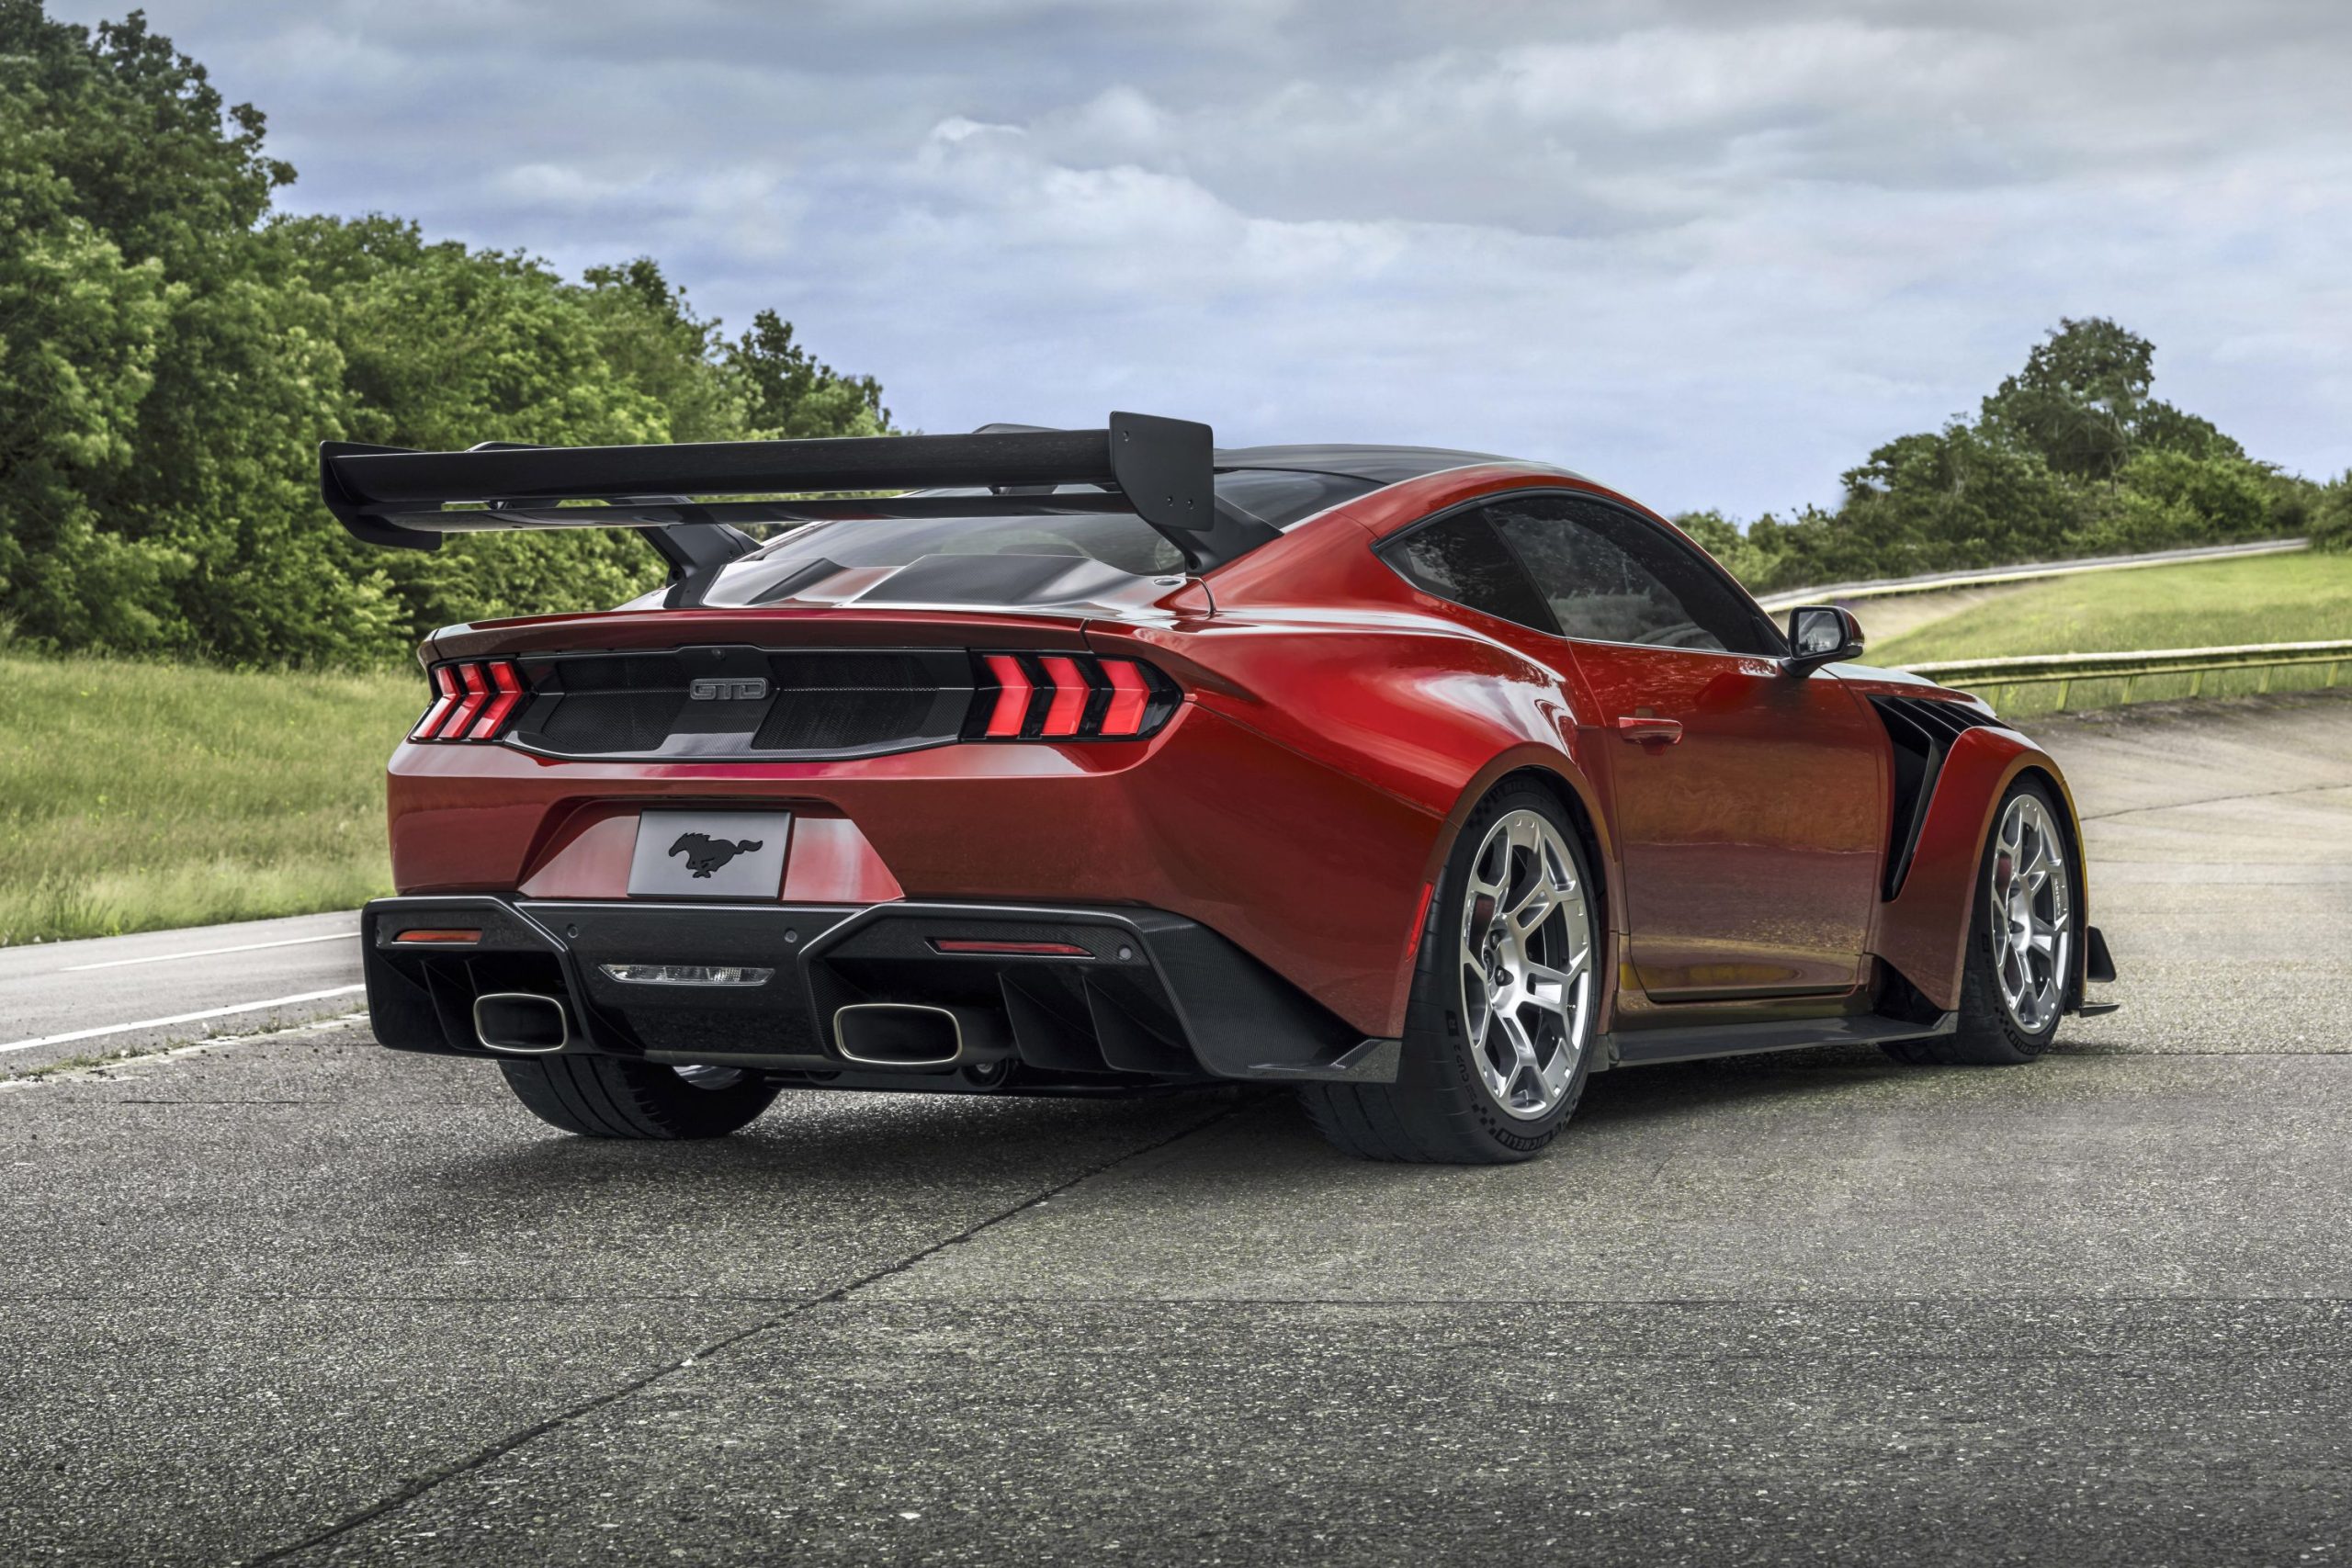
xmin=1871 ymin=725 xmax=2090 ymax=1012
xmin=1401 ymin=748 xmax=1619 ymax=1030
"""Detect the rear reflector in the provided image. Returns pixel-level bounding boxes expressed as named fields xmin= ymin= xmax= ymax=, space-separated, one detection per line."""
xmin=966 ymin=652 xmax=1177 ymax=742
xmin=392 ymin=928 xmax=481 ymax=944
xmin=930 ymin=939 xmax=1093 ymax=958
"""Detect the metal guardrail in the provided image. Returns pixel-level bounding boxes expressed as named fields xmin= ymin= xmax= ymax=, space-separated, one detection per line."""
xmin=1755 ymin=537 xmax=2309 ymax=612
xmin=1901 ymin=639 xmax=2352 ymax=712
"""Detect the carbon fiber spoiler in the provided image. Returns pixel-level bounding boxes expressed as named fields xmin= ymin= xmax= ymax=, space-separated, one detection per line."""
xmin=320 ymin=413 xmax=1278 ymax=604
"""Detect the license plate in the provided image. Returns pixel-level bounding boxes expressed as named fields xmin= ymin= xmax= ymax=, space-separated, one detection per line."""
xmin=627 ymin=810 xmax=791 ymax=899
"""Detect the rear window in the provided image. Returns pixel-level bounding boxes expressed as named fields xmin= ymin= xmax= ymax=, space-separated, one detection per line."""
xmin=739 ymin=468 xmax=1379 ymax=581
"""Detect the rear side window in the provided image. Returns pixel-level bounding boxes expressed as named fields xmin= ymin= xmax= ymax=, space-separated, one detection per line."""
xmin=1483 ymin=493 xmax=1773 ymax=654
xmin=1381 ymin=512 xmax=1556 ymax=633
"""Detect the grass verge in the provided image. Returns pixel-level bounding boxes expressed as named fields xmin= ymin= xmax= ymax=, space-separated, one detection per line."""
xmin=0 ymin=654 xmax=418 ymax=945
xmin=1869 ymin=552 xmax=2352 ymax=716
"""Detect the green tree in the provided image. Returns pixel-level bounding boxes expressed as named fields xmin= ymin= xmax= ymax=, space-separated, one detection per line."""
xmin=2312 ymin=473 xmax=2352 ymax=555
xmin=0 ymin=3 xmax=892 ymax=666
xmin=726 ymin=309 xmax=893 ymax=440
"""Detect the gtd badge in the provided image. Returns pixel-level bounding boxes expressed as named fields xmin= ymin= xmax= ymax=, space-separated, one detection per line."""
xmin=688 ymin=677 xmax=769 ymax=702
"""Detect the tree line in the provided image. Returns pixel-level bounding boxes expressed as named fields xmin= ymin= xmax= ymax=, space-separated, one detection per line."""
xmin=1 ymin=3 xmax=890 ymax=667
xmin=1678 ymin=318 xmax=2350 ymax=592
xmin=3 ymin=5 xmax=2344 ymax=671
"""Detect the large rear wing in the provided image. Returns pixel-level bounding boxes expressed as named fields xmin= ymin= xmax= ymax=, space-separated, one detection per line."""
xmin=320 ymin=412 xmax=1278 ymax=603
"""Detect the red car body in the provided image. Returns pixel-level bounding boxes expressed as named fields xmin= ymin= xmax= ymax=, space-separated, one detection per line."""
xmin=328 ymin=417 xmax=2111 ymax=1115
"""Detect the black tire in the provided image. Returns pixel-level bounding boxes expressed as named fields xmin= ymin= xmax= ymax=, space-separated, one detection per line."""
xmin=1300 ymin=781 xmax=1600 ymax=1164
xmin=1883 ymin=776 xmax=2075 ymax=1066
xmin=496 ymin=1056 xmax=779 ymax=1138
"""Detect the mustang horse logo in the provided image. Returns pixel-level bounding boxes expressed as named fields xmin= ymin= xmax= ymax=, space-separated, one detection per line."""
xmin=668 ymin=832 xmax=764 ymax=878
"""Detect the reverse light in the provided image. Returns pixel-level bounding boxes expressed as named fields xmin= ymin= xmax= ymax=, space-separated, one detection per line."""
xmin=966 ymin=652 xmax=1179 ymax=742
xmin=411 ymin=660 xmax=528 ymax=744
xmin=597 ymin=964 xmax=775 ymax=986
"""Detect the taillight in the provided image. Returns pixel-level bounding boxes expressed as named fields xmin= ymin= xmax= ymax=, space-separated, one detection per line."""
xmin=979 ymin=654 xmax=1032 ymax=738
xmin=411 ymin=660 xmax=528 ymax=744
xmin=965 ymin=652 xmax=1179 ymax=741
xmin=411 ymin=665 xmax=460 ymax=741
xmin=469 ymin=660 xmax=525 ymax=739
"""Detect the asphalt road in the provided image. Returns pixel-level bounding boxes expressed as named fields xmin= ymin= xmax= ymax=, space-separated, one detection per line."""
xmin=3 ymin=691 xmax=2347 ymax=1566
xmin=0 ymin=911 xmax=362 ymax=1077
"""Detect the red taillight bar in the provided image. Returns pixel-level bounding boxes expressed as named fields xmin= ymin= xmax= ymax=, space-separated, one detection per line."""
xmin=1036 ymin=655 xmax=1090 ymax=738
xmin=438 ymin=661 xmax=489 ymax=739
xmin=1100 ymin=659 xmax=1150 ymax=737
xmin=980 ymin=654 xmax=1032 ymax=738
xmin=967 ymin=651 xmax=1177 ymax=742
xmin=391 ymin=928 xmax=483 ymax=944
xmin=411 ymin=664 xmax=460 ymax=741
xmin=412 ymin=660 xmax=528 ymax=744
xmin=468 ymin=660 xmax=525 ymax=740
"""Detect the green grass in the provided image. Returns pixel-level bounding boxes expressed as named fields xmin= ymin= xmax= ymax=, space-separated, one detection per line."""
xmin=1870 ymin=552 xmax=2352 ymax=716
xmin=1871 ymin=552 xmax=2352 ymax=661
xmin=0 ymin=655 xmax=420 ymax=946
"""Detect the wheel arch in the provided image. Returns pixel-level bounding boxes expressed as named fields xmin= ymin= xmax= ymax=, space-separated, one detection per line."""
xmin=1871 ymin=727 xmax=2092 ymax=1013
xmin=1401 ymin=749 xmax=1621 ymax=1032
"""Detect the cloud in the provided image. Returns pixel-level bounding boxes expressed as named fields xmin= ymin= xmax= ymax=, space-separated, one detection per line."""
xmin=50 ymin=0 xmax=2352 ymax=510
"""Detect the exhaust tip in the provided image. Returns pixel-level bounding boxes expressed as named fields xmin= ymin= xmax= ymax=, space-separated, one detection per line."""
xmin=834 ymin=1003 xmax=963 ymax=1068
xmin=473 ymin=992 xmax=570 ymax=1055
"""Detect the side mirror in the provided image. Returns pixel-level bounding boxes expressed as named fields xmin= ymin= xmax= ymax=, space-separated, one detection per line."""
xmin=1785 ymin=604 xmax=1864 ymax=677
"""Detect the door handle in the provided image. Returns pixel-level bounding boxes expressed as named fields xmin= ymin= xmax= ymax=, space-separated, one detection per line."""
xmin=1613 ymin=715 xmax=1683 ymax=745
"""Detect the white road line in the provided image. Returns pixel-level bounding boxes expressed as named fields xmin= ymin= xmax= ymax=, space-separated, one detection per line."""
xmin=60 ymin=931 xmax=359 ymax=973
xmin=0 ymin=986 xmax=368 ymax=1055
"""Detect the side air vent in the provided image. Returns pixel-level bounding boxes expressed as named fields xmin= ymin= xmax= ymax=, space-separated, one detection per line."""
xmin=1870 ymin=695 xmax=1990 ymax=899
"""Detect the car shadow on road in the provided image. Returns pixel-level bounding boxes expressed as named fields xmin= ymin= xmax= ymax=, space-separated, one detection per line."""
xmin=408 ymin=1043 xmax=1984 ymax=1223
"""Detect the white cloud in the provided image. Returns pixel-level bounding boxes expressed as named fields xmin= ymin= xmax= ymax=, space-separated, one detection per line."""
xmin=49 ymin=0 xmax=2352 ymax=509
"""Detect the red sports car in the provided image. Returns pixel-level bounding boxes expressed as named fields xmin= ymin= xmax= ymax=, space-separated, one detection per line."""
xmin=323 ymin=414 xmax=2117 ymax=1164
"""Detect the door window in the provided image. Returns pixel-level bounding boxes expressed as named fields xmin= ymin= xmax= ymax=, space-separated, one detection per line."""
xmin=1482 ymin=494 xmax=1774 ymax=654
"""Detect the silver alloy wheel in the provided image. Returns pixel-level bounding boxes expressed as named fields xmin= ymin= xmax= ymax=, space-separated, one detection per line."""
xmin=673 ymin=1064 xmax=747 ymax=1090
xmin=1458 ymin=809 xmax=1596 ymax=1120
xmin=1988 ymin=794 xmax=2072 ymax=1034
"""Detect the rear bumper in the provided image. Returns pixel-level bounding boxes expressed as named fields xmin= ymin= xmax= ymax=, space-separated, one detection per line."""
xmin=362 ymin=895 xmax=1399 ymax=1089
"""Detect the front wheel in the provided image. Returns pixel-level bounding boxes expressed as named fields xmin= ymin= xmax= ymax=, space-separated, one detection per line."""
xmin=1884 ymin=778 xmax=2076 ymax=1066
xmin=1301 ymin=782 xmax=1601 ymax=1163
xmin=497 ymin=1055 xmax=779 ymax=1138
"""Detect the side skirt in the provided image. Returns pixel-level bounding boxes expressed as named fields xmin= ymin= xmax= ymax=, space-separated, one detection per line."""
xmin=1601 ymin=1007 xmax=1956 ymax=1069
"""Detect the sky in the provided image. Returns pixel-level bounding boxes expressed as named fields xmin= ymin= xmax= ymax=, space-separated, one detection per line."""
xmin=55 ymin=0 xmax=2352 ymax=518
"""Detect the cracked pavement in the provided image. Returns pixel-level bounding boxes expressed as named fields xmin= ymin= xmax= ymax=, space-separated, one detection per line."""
xmin=3 ymin=691 xmax=2348 ymax=1565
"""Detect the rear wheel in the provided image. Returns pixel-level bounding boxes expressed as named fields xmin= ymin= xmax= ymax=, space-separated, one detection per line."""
xmin=1883 ymin=778 xmax=2075 ymax=1066
xmin=497 ymin=1056 xmax=779 ymax=1138
xmin=1301 ymin=783 xmax=1600 ymax=1163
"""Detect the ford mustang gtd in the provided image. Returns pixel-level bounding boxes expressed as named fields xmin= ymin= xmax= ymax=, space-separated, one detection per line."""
xmin=323 ymin=415 xmax=2118 ymax=1164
